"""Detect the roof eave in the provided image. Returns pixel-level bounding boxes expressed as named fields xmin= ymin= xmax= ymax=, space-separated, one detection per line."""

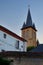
xmin=21 ymin=26 xmax=37 ymax=31
xmin=0 ymin=25 xmax=26 ymax=41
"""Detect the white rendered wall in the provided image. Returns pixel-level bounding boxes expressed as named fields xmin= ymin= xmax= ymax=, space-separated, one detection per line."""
xmin=0 ymin=31 xmax=26 ymax=52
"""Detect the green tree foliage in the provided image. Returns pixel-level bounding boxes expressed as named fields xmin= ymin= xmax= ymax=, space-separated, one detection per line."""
xmin=27 ymin=46 xmax=35 ymax=51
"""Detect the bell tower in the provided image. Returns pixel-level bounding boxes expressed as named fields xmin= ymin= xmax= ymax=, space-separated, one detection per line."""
xmin=21 ymin=9 xmax=37 ymax=47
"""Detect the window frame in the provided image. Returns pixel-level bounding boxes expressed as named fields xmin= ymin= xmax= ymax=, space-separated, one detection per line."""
xmin=3 ymin=33 xmax=6 ymax=39
xmin=15 ymin=40 xmax=19 ymax=49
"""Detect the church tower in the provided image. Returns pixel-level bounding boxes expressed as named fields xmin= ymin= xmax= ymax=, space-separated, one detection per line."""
xmin=21 ymin=9 xmax=37 ymax=47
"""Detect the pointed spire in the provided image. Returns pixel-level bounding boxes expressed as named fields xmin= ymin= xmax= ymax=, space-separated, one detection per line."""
xmin=32 ymin=23 xmax=37 ymax=31
xmin=21 ymin=22 xmax=26 ymax=30
xmin=26 ymin=8 xmax=32 ymax=27
xmin=21 ymin=7 xmax=37 ymax=31
xmin=33 ymin=23 xmax=36 ymax=29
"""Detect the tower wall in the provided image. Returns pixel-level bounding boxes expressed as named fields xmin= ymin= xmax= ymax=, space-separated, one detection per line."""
xmin=21 ymin=9 xmax=37 ymax=47
xmin=21 ymin=28 xmax=37 ymax=47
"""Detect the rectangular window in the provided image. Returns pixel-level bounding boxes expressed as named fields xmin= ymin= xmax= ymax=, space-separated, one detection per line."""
xmin=15 ymin=40 xmax=19 ymax=49
xmin=4 ymin=34 xmax=6 ymax=39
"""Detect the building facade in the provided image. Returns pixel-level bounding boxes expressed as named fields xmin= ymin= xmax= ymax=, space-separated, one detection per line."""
xmin=0 ymin=25 xmax=27 ymax=52
xmin=21 ymin=9 xmax=37 ymax=47
xmin=0 ymin=9 xmax=38 ymax=51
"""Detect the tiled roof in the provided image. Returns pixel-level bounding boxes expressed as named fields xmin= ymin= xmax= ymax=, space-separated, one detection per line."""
xmin=30 ymin=44 xmax=43 ymax=53
xmin=0 ymin=25 xmax=26 ymax=41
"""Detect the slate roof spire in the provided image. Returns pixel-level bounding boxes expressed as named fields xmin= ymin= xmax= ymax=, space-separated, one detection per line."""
xmin=22 ymin=22 xmax=26 ymax=28
xmin=26 ymin=8 xmax=32 ymax=27
xmin=32 ymin=23 xmax=36 ymax=29
xmin=21 ymin=8 xmax=37 ymax=31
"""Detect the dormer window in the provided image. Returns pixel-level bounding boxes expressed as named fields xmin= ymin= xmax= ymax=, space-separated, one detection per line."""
xmin=4 ymin=33 xmax=6 ymax=39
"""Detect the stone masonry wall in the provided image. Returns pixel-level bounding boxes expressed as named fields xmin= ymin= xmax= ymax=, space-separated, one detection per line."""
xmin=10 ymin=57 xmax=43 ymax=65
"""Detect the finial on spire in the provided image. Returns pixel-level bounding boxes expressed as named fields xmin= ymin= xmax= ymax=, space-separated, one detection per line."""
xmin=28 ymin=5 xmax=30 ymax=10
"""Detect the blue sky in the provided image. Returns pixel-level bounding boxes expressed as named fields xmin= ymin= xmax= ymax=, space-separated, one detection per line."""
xmin=0 ymin=0 xmax=43 ymax=43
